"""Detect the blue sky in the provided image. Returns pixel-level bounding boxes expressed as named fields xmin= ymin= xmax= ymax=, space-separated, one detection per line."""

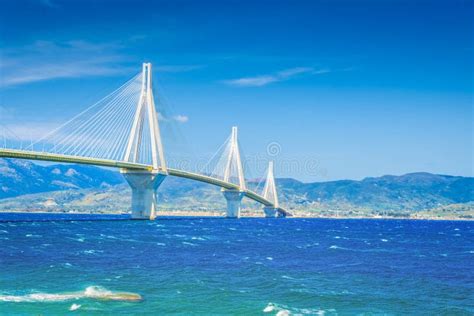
xmin=0 ymin=0 xmax=472 ymax=181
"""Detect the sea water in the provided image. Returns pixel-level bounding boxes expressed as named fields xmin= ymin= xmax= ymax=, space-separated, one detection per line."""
xmin=0 ymin=213 xmax=472 ymax=315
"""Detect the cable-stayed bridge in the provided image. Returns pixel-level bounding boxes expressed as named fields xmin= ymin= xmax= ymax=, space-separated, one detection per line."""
xmin=0 ymin=63 xmax=290 ymax=219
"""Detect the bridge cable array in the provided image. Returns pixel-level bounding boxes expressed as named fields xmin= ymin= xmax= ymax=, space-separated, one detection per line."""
xmin=201 ymin=127 xmax=248 ymax=189
xmin=24 ymin=73 xmax=155 ymax=164
xmin=262 ymin=161 xmax=279 ymax=208
xmin=0 ymin=124 xmax=22 ymax=150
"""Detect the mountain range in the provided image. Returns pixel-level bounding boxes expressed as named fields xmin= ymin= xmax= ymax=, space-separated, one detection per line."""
xmin=0 ymin=158 xmax=473 ymax=218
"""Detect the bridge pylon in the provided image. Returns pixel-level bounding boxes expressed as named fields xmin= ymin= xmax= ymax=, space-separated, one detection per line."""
xmin=122 ymin=170 xmax=166 ymax=220
xmin=262 ymin=161 xmax=281 ymax=218
xmin=222 ymin=126 xmax=246 ymax=218
xmin=123 ymin=63 xmax=166 ymax=171
xmin=121 ymin=63 xmax=167 ymax=220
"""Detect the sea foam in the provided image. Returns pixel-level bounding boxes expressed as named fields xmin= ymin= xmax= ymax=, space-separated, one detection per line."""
xmin=0 ymin=286 xmax=142 ymax=303
xmin=69 ymin=303 xmax=81 ymax=311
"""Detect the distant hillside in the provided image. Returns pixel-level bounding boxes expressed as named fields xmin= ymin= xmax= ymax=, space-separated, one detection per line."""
xmin=0 ymin=158 xmax=473 ymax=218
xmin=0 ymin=158 xmax=124 ymax=199
xmin=278 ymin=172 xmax=474 ymax=211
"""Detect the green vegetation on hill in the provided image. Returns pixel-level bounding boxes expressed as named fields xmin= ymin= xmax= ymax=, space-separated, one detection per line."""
xmin=0 ymin=158 xmax=473 ymax=219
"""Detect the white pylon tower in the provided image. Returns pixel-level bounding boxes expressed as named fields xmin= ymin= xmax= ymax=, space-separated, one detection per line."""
xmin=124 ymin=62 xmax=167 ymax=172
xmin=121 ymin=63 xmax=167 ymax=220
xmin=223 ymin=126 xmax=246 ymax=190
xmin=262 ymin=161 xmax=280 ymax=218
xmin=262 ymin=161 xmax=279 ymax=208
xmin=222 ymin=126 xmax=246 ymax=218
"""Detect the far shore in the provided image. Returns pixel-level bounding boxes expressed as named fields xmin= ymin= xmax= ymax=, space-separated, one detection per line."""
xmin=0 ymin=210 xmax=472 ymax=221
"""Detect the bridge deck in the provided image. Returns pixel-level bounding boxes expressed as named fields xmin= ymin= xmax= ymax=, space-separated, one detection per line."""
xmin=0 ymin=148 xmax=290 ymax=216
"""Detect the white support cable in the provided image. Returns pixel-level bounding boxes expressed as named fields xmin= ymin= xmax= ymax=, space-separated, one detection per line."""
xmin=216 ymin=140 xmax=233 ymax=179
xmin=236 ymin=137 xmax=251 ymax=190
xmin=149 ymin=88 xmax=167 ymax=171
xmin=60 ymin=80 xmax=140 ymax=157
xmin=199 ymin=134 xmax=231 ymax=176
xmin=223 ymin=128 xmax=235 ymax=183
xmin=49 ymin=78 xmax=140 ymax=154
xmin=124 ymin=65 xmax=147 ymax=163
xmin=262 ymin=161 xmax=279 ymax=208
xmin=83 ymin=88 xmax=139 ymax=158
xmin=27 ymin=73 xmax=141 ymax=150
xmin=132 ymin=104 xmax=146 ymax=163
xmin=107 ymin=98 xmax=138 ymax=160
xmin=220 ymin=127 xmax=246 ymax=190
xmin=4 ymin=64 xmax=169 ymax=172
xmin=211 ymin=139 xmax=232 ymax=179
xmin=121 ymin=63 xmax=167 ymax=169
xmin=93 ymin=97 xmax=137 ymax=160
xmin=235 ymin=140 xmax=246 ymax=190
xmin=0 ymin=125 xmax=21 ymax=150
xmin=57 ymin=79 xmax=141 ymax=155
xmin=52 ymin=80 xmax=139 ymax=155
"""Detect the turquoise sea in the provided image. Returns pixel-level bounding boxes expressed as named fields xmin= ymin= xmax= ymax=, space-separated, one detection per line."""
xmin=0 ymin=213 xmax=473 ymax=315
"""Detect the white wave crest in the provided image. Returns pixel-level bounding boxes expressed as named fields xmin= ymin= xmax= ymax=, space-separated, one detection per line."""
xmin=69 ymin=303 xmax=81 ymax=311
xmin=263 ymin=302 xmax=333 ymax=315
xmin=0 ymin=286 xmax=142 ymax=303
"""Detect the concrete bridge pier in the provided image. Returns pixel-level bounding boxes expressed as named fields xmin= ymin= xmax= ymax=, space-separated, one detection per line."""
xmin=121 ymin=169 xmax=166 ymax=220
xmin=223 ymin=189 xmax=244 ymax=218
xmin=263 ymin=207 xmax=278 ymax=218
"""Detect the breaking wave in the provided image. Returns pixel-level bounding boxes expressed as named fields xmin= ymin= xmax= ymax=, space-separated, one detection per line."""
xmin=0 ymin=286 xmax=142 ymax=303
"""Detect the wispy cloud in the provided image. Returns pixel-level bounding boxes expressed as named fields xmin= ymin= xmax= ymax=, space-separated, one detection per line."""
xmin=2 ymin=62 xmax=129 ymax=86
xmin=0 ymin=39 xmax=206 ymax=87
xmin=154 ymin=65 xmax=205 ymax=73
xmin=157 ymin=112 xmax=189 ymax=124
xmin=277 ymin=67 xmax=314 ymax=77
xmin=223 ymin=66 xmax=328 ymax=87
xmin=225 ymin=75 xmax=277 ymax=87
xmin=0 ymin=40 xmax=132 ymax=87
xmin=173 ymin=115 xmax=189 ymax=123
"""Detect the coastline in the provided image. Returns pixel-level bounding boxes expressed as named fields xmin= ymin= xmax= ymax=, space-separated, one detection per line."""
xmin=0 ymin=210 xmax=472 ymax=221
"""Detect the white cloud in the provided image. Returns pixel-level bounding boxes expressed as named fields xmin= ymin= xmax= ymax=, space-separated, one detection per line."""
xmin=223 ymin=66 xmax=328 ymax=87
xmin=312 ymin=68 xmax=331 ymax=75
xmin=277 ymin=67 xmax=314 ymax=77
xmin=173 ymin=115 xmax=189 ymax=123
xmin=154 ymin=65 xmax=205 ymax=73
xmin=0 ymin=40 xmax=206 ymax=87
xmin=225 ymin=75 xmax=278 ymax=87
xmin=2 ymin=62 xmax=128 ymax=86
xmin=157 ymin=112 xmax=189 ymax=124
xmin=0 ymin=40 xmax=130 ymax=87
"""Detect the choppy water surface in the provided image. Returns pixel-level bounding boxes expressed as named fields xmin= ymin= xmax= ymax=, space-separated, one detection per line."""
xmin=0 ymin=214 xmax=473 ymax=315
